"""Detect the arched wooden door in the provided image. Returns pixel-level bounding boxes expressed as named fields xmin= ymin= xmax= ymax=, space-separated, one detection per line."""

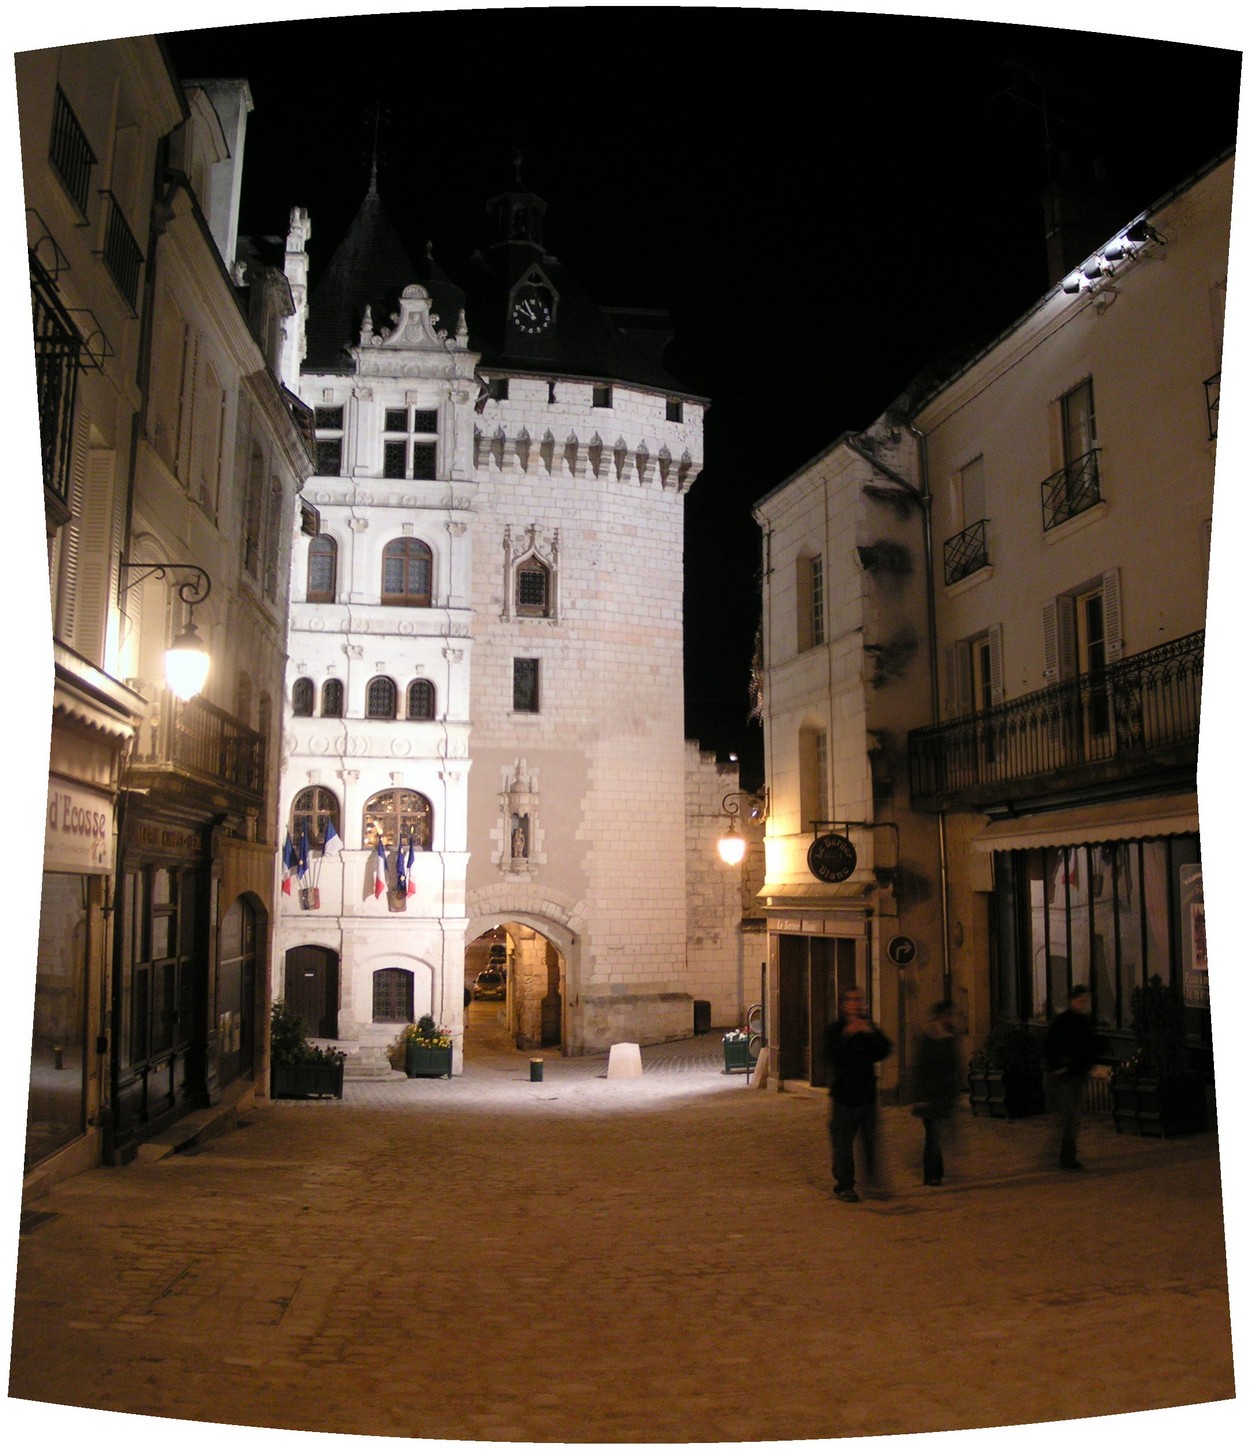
xmin=218 ymin=895 xmax=260 ymax=1088
xmin=284 ymin=945 xmax=339 ymax=1039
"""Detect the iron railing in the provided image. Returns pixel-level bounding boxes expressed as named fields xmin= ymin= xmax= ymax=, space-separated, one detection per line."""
xmin=1041 ymin=447 xmax=1101 ymax=531
xmin=31 ymin=254 xmax=81 ymax=507
xmin=129 ymin=689 xmax=265 ymax=803
xmin=49 ymin=87 xmax=95 ymax=215
xmin=909 ymin=631 xmax=1203 ymax=808
xmin=1205 ymin=372 xmax=1220 ymax=441
xmin=943 ymin=518 xmax=989 ymax=586
xmin=99 ymin=191 xmax=143 ymax=312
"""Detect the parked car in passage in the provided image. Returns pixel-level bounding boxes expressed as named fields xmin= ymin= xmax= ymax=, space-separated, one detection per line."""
xmin=473 ymin=968 xmax=506 ymax=1001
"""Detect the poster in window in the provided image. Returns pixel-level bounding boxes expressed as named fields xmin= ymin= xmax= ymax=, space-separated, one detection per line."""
xmin=1179 ymin=864 xmax=1207 ymax=1007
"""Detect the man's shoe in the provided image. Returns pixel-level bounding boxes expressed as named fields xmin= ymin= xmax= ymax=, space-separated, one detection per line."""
xmin=834 ymin=1188 xmax=860 ymax=1202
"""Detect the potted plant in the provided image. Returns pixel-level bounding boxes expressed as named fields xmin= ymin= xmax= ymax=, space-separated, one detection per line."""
xmin=269 ymin=999 xmax=346 ymax=1099
xmin=391 ymin=1015 xmax=454 ymax=1079
xmin=1110 ymin=975 xmax=1206 ymax=1136
xmin=967 ymin=1019 xmax=1045 ymax=1118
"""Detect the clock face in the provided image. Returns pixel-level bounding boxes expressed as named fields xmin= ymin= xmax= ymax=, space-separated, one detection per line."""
xmin=511 ymin=288 xmax=552 ymax=335
xmin=807 ymin=832 xmax=858 ymax=884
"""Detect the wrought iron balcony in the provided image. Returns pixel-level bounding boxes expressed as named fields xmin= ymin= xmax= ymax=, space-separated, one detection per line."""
xmin=1205 ymin=372 xmax=1220 ymax=441
xmin=50 ymin=87 xmax=95 ymax=216
xmin=98 ymin=191 xmax=143 ymax=313
xmin=943 ymin=518 xmax=989 ymax=586
xmin=1041 ymin=447 xmax=1101 ymax=531
xmin=31 ymin=254 xmax=81 ymax=510
xmin=909 ymin=631 xmax=1203 ymax=810
xmin=127 ymin=689 xmax=266 ymax=806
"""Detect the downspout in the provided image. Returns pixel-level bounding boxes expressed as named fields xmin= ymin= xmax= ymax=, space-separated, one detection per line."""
xmin=905 ymin=421 xmax=953 ymax=1003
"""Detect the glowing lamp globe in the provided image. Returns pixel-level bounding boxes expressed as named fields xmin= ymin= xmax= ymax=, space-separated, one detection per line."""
xmin=165 ymin=621 xmax=210 ymax=701
xmin=717 ymin=823 xmax=747 ymax=866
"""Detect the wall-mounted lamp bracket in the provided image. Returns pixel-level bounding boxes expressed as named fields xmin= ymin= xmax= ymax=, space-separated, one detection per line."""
xmin=120 ymin=560 xmax=212 ymax=609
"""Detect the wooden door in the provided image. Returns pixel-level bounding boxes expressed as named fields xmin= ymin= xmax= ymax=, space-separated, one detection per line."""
xmin=284 ymin=946 xmax=339 ymax=1038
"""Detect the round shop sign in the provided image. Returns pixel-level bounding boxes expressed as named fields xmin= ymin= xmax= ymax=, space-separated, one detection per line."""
xmin=807 ymin=832 xmax=857 ymax=883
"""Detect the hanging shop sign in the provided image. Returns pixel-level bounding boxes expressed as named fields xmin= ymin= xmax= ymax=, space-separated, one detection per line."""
xmin=807 ymin=832 xmax=857 ymax=884
xmin=45 ymin=777 xmax=113 ymax=874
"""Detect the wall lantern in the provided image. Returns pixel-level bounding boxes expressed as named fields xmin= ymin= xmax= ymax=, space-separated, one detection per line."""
xmin=717 ymin=790 xmax=767 ymax=866
xmin=120 ymin=560 xmax=213 ymax=701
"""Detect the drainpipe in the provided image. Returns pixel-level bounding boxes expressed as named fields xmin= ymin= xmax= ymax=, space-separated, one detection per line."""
xmin=905 ymin=421 xmax=953 ymax=1004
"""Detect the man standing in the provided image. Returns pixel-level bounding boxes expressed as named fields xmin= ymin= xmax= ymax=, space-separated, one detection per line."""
xmin=823 ymin=986 xmax=892 ymax=1203
xmin=1043 ymin=983 xmax=1097 ymax=1170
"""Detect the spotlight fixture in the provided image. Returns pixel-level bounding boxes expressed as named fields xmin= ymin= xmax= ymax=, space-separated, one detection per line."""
xmin=120 ymin=560 xmax=213 ymax=701
xmin=1061 ymin=273 xmax=1084 ymax=295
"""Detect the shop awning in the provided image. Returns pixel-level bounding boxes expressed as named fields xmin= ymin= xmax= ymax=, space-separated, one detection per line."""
xmin=970 ymin=792 xmax=1200 ymax=853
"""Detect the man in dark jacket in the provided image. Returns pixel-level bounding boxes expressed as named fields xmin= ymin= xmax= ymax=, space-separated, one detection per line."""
xmin=913 ymin=998 xmax=962 ymax=1186
xmin=823 ymin=986 xmax=892 ymax=1202
xmin=1043 ymin=983 xmax=1097 ymax=1170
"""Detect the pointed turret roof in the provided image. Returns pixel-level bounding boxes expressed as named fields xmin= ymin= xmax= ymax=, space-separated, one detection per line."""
xmin=303 ymin=175 xmax=467 ymax=372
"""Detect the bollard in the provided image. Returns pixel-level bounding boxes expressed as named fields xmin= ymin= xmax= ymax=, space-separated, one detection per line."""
xmin=530 ymin=1058 xmax=544 ymax=1082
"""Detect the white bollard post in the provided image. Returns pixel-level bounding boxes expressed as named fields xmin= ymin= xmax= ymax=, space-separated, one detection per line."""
xmin=606 ymin=1042 xmax=643 ymax=1079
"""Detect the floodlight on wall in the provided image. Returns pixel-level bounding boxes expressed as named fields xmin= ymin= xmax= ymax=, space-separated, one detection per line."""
xmin=120 ymin=560 xmax=213 ymax=701
xmin=717 ymin=790 xmax=767 ymax=866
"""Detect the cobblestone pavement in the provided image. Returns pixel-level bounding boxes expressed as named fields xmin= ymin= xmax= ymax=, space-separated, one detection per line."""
xmin=5 ymin=1025 xmax=1241 ymax=1446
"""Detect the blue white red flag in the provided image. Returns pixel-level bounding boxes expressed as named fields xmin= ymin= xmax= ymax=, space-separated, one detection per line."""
xmin=281 ymin=831 xmax=296 ymax=895
xmin=373 ymin=836 xmax=387 ymax=899
xmin=322 ymin=819 xmax=343 ymax=856
xmin=298 ymin=824 xmax=311 ymax=882
xmin=395 ymin=836 xmax=407 ymax=895
xmin=406 ymin=836 xmax=416 ymax=896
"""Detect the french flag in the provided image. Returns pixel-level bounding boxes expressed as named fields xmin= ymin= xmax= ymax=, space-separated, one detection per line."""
xmin=298 ymin=825 xmax=311 ymax=882
xmin=373 ymin=836 xmax=387 ymax=899
xmin=322 ymin=819 xmax=343 ymax=857
xmin=395 ymin=836 xmax=407 ymax=896
xmin=281 ymin=832 xmax=296 ymax=896
xmin=406 ymin=836 xmax=416 ymax=896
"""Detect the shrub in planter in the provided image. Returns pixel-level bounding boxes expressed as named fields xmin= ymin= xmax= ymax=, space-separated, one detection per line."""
xmin=1110 ymin=976 xmax=1206 ymax=1136
xmin=390 ymin=1014 xmax=454 ymax=1078
xmin=270 ymin=1000 xmax=346 ymax=1099
xmin=967 ymin=1019 xmax=1045 ymax=1118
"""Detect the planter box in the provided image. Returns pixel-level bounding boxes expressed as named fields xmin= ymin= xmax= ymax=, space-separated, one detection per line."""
xmin=405 ymin=1042 xmax=453 ymax=1078
xmin=723 ymin=1036 xmax=753 ymax=1073
xmin=968 ymin=1067 xmax=1043 ymax=1119
xmin=1111 ymin=1074 xmax=1208 ymax=1137
xmin=271 ymin=1060 xmax=344 ymax=1100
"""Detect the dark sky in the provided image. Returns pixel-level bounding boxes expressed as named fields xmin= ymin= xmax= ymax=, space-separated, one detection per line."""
xmin=159 ymin=8 xmax=1242 ymax=790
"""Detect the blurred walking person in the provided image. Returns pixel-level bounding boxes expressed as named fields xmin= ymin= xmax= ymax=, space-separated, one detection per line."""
xmin=823 ymin=986 xmax=892 ymax=1202
xmin=912 ymin=999 xmax=962 ymax=1186
xmin=1043 ymin=983 xmax=1096 ymax=1170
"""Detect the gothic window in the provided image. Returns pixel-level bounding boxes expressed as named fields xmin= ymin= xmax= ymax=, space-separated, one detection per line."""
xmin=383 ymin=407 xmax=438 ymax=480
xmin=407 ymin=678 xmax=436 ymax=720
xmin=363 ymin=789 xmax=433 ymax=850
xmin=366 ymin=676 xmax=397 ymax=719
xmin=291 ymin=786 xmax=340 ymax=848
xmin=292 ymin=678 xmax=314 ymax=716
xmin=382 ymin=537 xmax=432 ymax=606
xmin=372 ymin=967 xmax=414 ymax=1023
xmin=321 ymin=678 xmax=344 ymax=717
xmin=515 ymin=558 xmax=551 ymax=618
xmin=307 ymin=534 xmax=337 ymax=602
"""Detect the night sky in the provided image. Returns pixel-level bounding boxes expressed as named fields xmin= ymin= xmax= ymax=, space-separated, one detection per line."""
xmin=154 ymin=10 xmax=1242 ymax=790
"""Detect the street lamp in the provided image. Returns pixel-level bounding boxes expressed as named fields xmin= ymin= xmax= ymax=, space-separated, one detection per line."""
xmin=120 ymin=560 xmax=213 ymax=701
xmin=717 ymin=790 xmax=766 ymax=865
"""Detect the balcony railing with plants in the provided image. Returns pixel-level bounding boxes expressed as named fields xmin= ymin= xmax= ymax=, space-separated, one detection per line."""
xmin=1041 ymin=447 xmax=1101 ymax=531
xmin=98 ymin=191 xmax=143 ymax=312
xmin=128 ymin=690 xmax=266 ymax=804
xmin=909 ymin=631 xmax=1203 ymax=809
xmin=943 ymin=518 xmax=989 ymax=586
